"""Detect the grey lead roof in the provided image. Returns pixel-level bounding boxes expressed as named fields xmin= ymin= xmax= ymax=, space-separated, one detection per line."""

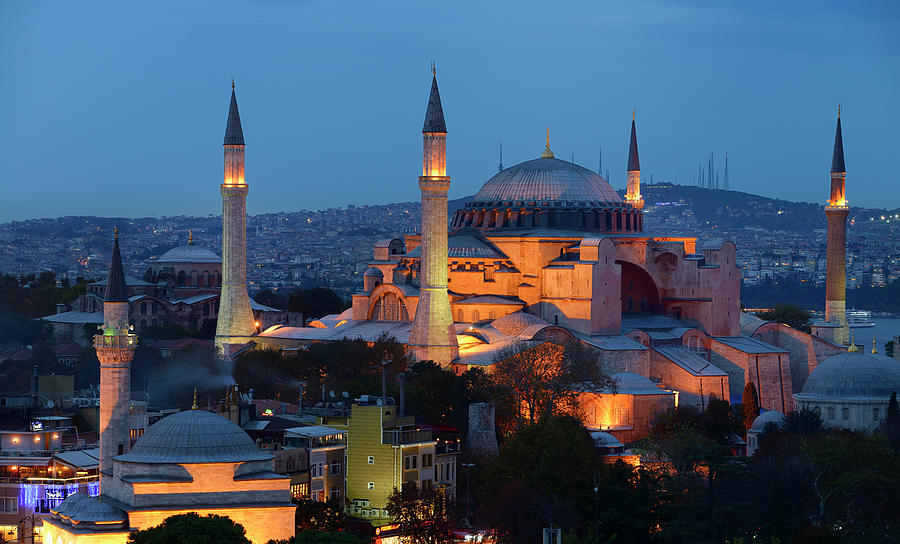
xmin=105 ymin=237 xmax=128 ymax=302
xmin=798 ymin=351 xmax=900 ymax=399
xmin=472 ymin=157 xmax=622 ymax=204
xmin=224 ymin=88 xmax=245 ymax=145
xmin=422 ymin=75 xmax=447 ymax=133
xmin=831 ymin=117 xmax=845 ymax=173
xmin=627 ymin=119 xmax=640 ymax=171
xmin=116 ymin=409 xmax=272 ymax=464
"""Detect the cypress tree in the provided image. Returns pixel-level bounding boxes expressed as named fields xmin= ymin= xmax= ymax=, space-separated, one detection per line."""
xmin=742 ymin=382 xmax=760 ymax=430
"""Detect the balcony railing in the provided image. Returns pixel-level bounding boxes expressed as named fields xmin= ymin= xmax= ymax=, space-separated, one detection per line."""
xmin=382 ymin=429 xmax=433 ymax=446
xmin=94 ymin=334 xmax=137 ymax=349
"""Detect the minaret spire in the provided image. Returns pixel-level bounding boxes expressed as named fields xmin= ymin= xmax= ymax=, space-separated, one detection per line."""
xmin=217 ymin=82 xmax=256 ymax=354
xmin=498 ymin=140 xmax=503 ymax=172
xmin=409 ymin=69 xmax=459 ymax=365
xmin=817 ymin=108 xmax=850 ymax=345
xmin=541 ymin=127 xmax=554 ymax=158
xmin=625 ymin=111 xmax=644 ymax=211
xmin=95 ymin=234 xmax=136 ymax=489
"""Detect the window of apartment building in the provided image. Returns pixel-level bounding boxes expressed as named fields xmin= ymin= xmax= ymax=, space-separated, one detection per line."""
xmin=421 ymin=453 xmax=433 ymax=468
xmin=421 ymin=479 xmax=433 ymax=491
xmin=330 ymin=486 xmax=342 ymax=501
xmin=404 ymin=455 xmax=418 ymax=470
xmin=0 ymin=497 xmax=17 ymax=514
xmin=367 ymin=482 xmax=375 ymax=490
xmin=367 ymin=455 xmax=375 ymax=464
xmin=311 ymin=463 xmax=325 ymax=477
xmin=842 ymin=407 xmax=849 ymax=421
xmin=330 ymin=460 xmax=342 ymax=475
xmin=290 ymin=482 xmax=309 ymax=500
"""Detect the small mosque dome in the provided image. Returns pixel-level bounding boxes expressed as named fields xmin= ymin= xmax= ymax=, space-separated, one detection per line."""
xmin=750 ymin=410 xmax=786 ymax=432
xmin=117 ymin=410 xmax=272 ymax=464
xmin=799 ymin=352 xmax=900 ymax=399
xmin=472 ymin=157 xmax=622 ymax=204
xmin=590 ymin=431 xmax=624 ymax=449
xmin=363 ymin=267 xmax=384 ymax=278
xmin=157 ymin=244 xmax=221 ymax=264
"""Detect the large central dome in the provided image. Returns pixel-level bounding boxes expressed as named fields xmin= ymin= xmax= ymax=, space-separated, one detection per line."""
xmin=473 ymin=157 xmax=621 ymax=204
xmin=452 ymin=155 xmax=641 ymax=233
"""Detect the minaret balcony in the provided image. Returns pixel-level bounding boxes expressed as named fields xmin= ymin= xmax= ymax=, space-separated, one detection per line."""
xmin=94 ymin=333 xmax=137 ymax=350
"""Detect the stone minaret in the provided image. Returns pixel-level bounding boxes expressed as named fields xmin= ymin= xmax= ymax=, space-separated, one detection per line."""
xmin=409 ymin=68 xmax=459 ymax=365
xmin=824 ymin=107 xmax=849 ymax=345
xmin=625 ymin=110 xmax=644 ymax=210
xmin=94 ymin=230 xmax=135 ymax=484
xmin=216 ymin=82 xmax=256 ymax=354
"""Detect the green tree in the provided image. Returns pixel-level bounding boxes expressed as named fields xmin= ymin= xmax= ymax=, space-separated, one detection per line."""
xmin=386 ymin=482 xmax=455 ymax=544
xmin=742 ymin=382 xmax=760 ymax=431
xmin=480 ymin=416 xmax=605 ymax=544
xmin=126 ymin=512 xmax=250 ymax=544
xmin=784 ymin=408 xmax=823 ymax=435
xmin=267 ymin=531 xmax=367 ymax=544
xmin=293 ymin=498 xmax=350 ymax=533
xmin=754 ymin=303 xmax=812 ymax=333
xmin=288 ymin=287 xmax=346 ymax=321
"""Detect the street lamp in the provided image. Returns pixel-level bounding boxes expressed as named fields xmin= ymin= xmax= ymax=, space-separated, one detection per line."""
xmin=461 ymin=462 xmax=475 ymax=526
xmin=18 ymin=514 xmax=39 ymax=544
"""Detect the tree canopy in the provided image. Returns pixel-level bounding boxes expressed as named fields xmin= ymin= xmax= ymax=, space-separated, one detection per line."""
xmin=126 ymin=513 xmax=250 ymax=544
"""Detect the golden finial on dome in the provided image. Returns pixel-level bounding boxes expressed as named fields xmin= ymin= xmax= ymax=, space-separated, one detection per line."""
xmin=188 ymin=229 xmax=193 ymax=245
xmin=872 ymin=334 xmax=878 ymax=354
xmin=541 ymin=127 xmax=554 ymax=158
xmin=192 ymin=387 xmax=199 ymax=410
xmin=632 ymin=107 xmax=636 ymax=121
xmin=847 ymin=330 xmax=858 ymax=352
xmin=114 ymin=226 xmax=118 ymax=239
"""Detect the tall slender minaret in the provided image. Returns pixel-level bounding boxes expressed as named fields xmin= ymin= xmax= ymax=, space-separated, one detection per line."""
xmin=94 ymin=229 xmax=135 ymax=485
xmin=824 ymin=106 xmax=849 ymax=345
xmin=216 ymin=82 xmax=256 ymax=355
xmin=408 ymin=66 xmax=458 ymax=365
xmin=625 ymin=109 xmax=644 ymax=210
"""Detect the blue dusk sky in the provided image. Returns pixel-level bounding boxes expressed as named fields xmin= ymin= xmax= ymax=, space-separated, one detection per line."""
xmin=1 ymin=0 xmax=898 ymax=220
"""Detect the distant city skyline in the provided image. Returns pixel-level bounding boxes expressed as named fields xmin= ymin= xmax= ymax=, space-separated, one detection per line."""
xmin=1 ymin=0 xmax=898 ymax=221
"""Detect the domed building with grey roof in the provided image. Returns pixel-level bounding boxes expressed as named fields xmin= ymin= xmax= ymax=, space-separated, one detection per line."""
xmin=44 ymin=409 xmax=296 ymax=544
xmin=793 ymin=349 xmax=900 ymax=432
xmin=746 ymin=410 xmax=786 ymax=455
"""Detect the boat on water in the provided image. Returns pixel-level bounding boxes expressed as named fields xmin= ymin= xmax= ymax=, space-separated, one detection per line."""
xmin=847 ymin=309 xmax=875 ymax=328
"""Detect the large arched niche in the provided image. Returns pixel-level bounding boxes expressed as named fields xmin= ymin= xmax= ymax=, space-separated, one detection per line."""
xmin=617 ymin=260 xmax=661 ymax=314
xmin=653 ymin=251 xmax=679 ymax=288
xmin=367 ymin=284 xmax=411 ymax=321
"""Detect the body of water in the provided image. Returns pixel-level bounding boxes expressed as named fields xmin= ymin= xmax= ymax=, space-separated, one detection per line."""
xmin=854 ymin=317 xmax=900 ymax=355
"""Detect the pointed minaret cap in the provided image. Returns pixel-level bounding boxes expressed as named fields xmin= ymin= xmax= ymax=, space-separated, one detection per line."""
xmin=224 ymin=80 xmax=245 ymax=146
xmin=872 ymin=334 xmax=878 ymax=354
xmin=188 ymin=230 xmax=194 ymax=245
xmin=422 ymin=65 xmax=447 ymax=134
xmin=627 ymin=109 xmax=640 ymax=172
xmin=831 ymin=105 xmax=845 ymax=173
xmin=105 ymin=228 xmax=128 ymax=303
xmin=192 ymin=387 xmax=199 ymax=410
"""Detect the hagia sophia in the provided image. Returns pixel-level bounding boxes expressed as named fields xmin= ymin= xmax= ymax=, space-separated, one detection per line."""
xmin=37 ymin=71 xmax=899 ymax=543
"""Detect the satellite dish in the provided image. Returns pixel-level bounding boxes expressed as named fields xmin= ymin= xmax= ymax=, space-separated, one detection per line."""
xmin=46 ymin=400 xmax=55 ymax=409
xmin=341 ymin=391 xmax=349 ymax=399
xmin=329 ymin=390 xmax=336 ymax=399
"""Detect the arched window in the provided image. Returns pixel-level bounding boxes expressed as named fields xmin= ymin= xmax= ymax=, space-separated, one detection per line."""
xmin=827 ymin=407 xmax=835 ymax=420
xmin=140 ymin=301 xmax=147 ymax=315
xmin=457 ymin=310 xmax=463 ymax=322
xmin=202 ymin=303 xmax=210 ymax=317
xmin=152 ymin=302 xmax=159 ymax=315
xmin=874 ymin=407 xmax=880 ymax=421
xmin=841 ymin=407 xmax=849 ymax=420
xmin=626 ymin=298 xmax=634 ymax=312
xmin=140 ymin=319 xmax=147 ymax=329
xmin=473 ymin=310 xmax=479 ymax=322
xmin=371 ymin=292 xmax=408 ymax=321
xmin=177 ymin=271 xmax=186 ymax=286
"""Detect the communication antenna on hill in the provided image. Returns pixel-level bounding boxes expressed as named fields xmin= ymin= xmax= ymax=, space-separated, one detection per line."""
xmin=724 ymin=152 xmax=730 ymax=190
